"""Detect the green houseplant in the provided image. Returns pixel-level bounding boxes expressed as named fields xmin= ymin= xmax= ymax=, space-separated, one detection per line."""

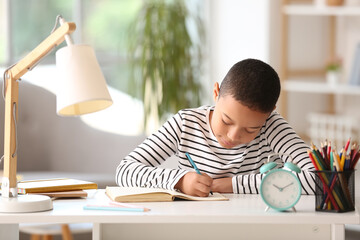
xmin=127 ymin=0 xmax=204 ymax=132
xmin=325 ymin=57 xmax=342 ymax=85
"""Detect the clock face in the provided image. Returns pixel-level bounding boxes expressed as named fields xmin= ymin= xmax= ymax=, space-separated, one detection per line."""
xmin=260 ymin=169 xmax=301 ymax=211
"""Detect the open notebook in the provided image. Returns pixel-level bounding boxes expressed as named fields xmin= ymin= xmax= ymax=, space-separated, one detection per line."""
xmin=106 ymin=186 xmax=228 ymax=202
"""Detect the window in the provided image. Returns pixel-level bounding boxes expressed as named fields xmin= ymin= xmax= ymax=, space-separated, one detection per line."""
xmin=0 ymin=0 xmax=144 ymax=135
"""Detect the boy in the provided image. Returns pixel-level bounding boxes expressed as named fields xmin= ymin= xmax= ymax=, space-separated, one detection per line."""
xmin=116 ymin=59 xmax=315 ymax=197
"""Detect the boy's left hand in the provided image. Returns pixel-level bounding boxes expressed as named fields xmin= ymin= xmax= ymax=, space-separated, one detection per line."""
xmin=211 ymin=177 xmax=233 ymax=193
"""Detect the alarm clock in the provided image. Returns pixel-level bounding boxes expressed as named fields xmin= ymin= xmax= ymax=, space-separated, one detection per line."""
xmin=259 ymin=153 xmax=301 ymax=212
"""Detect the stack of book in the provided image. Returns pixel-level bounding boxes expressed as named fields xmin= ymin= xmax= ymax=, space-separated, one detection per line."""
xmin=1 ymin=178 xmax=98 ymax=198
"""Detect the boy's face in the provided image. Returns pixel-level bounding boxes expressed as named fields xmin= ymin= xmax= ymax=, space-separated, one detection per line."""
xmin=209 ymin=83 xmax=271 ymax=148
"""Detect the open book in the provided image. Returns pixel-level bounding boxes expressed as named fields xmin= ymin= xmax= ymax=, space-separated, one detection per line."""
xmin=106 ymin=186 xmax=228 ymax=202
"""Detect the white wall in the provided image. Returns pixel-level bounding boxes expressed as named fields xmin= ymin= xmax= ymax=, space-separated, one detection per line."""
xmin=209 ymin=0 xmax=273 ymax=83
xmin=206 ymin=0 xmax=281 ymax=104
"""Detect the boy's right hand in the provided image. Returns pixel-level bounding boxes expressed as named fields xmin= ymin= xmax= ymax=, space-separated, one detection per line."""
xmin=175 ymin=172 xmax=213 ymax=197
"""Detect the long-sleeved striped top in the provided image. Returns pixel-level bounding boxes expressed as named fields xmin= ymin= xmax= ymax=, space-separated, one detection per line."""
xmin=116 ymin=106 xmax=315 ymax=194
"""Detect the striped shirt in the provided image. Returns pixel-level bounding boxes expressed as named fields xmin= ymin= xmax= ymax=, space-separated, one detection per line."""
xmin=116 ymin=106 xmax=315 ymax=194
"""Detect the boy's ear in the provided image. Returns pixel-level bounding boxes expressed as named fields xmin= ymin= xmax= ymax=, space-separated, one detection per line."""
xmin=213 ymin=82 xmax=220 ymax=101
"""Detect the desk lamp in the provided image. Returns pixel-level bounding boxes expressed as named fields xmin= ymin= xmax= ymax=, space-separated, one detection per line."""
xmin=0 ymin=16 xmax=113 ymax=212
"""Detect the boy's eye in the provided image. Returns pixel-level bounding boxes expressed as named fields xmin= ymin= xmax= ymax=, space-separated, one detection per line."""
xmin=222 ymin=119 xmax=230 ymax=125
xmin=245 ymin=129 xmax=259 ymax=134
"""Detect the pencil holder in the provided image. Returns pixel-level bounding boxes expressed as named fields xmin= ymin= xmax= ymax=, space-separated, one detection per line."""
xmin=314 ymin=170 xmax=355 ymax=213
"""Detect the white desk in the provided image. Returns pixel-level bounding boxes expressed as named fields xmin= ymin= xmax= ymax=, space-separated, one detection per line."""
xmin=0 ymin=190 xmax=359 ymax=240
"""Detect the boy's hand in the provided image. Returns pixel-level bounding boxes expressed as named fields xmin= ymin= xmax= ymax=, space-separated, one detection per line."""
xmin=175 ymin=172 xmax=213 ymax=197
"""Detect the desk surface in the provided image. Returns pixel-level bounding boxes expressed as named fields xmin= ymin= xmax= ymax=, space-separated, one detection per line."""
xmin=0 ymin=190 xmax=359 ymax=225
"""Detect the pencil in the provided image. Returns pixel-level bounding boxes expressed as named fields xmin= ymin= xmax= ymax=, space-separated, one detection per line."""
xmin=321 ymin=142 xmax=329 ymax=165
xmin=185 ymin=152 xmax=213 ymax=195
xmin=350 ymin=146 xmax=355 ymax=166
xmin=340 ymin=148 xmax=346 ymax=171
xmin=109 ymin=201 xmax=150 ymax=211
xmin=333 ymin=153 xmax=354 ymax=210
xmin=345 ymin=137 xmax=351 ymax=153
xmin=332 ymin=150 xmax=350 ymax=210
xmin=327 ymin=141 xmax=332 ymax=162
xmin=350 ymin=143 xmax=359 ymax=169
xmin=321 ymin=173 xmax=337 ymax=209
xmin=351 ymin=150 xmax=360 ymax=170
xmin=344 ymin=155 xmax=351 ymax=170
xmin=330 ymin=151 xmax=334 ymax=171
xmin=333 ymin=149 xmax=342 ymax=171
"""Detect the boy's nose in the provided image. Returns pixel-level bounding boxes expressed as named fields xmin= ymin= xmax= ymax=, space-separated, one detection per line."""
xmin=227 ymin=128 xmax=241 ymax=142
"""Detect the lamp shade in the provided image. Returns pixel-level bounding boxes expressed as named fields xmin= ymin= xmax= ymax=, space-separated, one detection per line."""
xmin=56 ymin=44 xmax=112 ymax=116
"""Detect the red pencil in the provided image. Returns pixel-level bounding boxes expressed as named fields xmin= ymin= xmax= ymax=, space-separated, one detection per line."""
xmin=327 ymin=141 xmax=332 ymax=161
xmin=345 ymin=137 xmax=351 ymax=153
xmin=323 ymin=174 xmax=338 ymax=209
xmin=351 ymin=150 xmax=360 ymax=170
xmin=351 ymin=143 xmax=358 ymax=161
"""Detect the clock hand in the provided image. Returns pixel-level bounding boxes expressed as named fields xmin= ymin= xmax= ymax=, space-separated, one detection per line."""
xmin=281 ymin=182 xmax=294 ymax=190
xmin=272 ymin=184 xmax=282 ymax=191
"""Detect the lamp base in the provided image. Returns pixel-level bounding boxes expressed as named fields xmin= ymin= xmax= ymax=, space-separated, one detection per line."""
xmin=0 ymin=194 xmax=53 ymax=213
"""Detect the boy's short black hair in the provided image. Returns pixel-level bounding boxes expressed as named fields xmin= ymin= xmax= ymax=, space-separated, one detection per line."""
xmin=219 ymin=58 xmax=281 ymax=113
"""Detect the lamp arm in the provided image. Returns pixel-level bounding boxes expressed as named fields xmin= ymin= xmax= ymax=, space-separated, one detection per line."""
xmin=9 ymin=22 xmax=76 ymax=81
xmin=2 ymin=21 xmax=76 ymax=198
